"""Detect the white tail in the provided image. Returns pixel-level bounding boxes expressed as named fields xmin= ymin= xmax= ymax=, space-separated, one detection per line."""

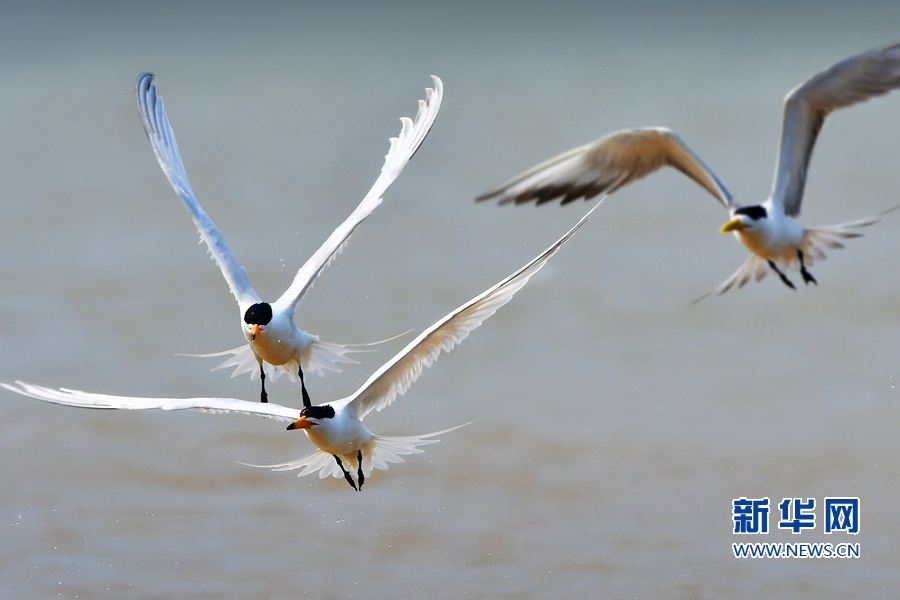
xmin=179 ymin=331 xmax=410 ymax=380
xmin=692 ymin=253 xmax=770 ymax=303
xmin=197 ymin=341 xmax=362 ymax=379
xmin=241 ymin=423 xmax=469 ymax=480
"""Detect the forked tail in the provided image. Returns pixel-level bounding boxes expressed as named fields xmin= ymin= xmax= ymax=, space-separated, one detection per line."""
xmin=240 ymin=423 xmax=470 ymax=480
xmin=691 ymin=253 xmax=769 ymax=304
xmin=178 ymin=330 xmax=411 ymax=380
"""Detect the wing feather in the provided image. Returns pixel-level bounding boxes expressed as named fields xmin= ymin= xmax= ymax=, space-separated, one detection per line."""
xmin=2 ymin=381 xmax=299 ymax=422
xmin=135 ymin=73 xmax=260 ymax=310
xmin=272 ymin=76 xmax=444 ymax=316
xmin=337 ymin=202 xmax=600 ymax=421
xmin=771 ymin=42 xmax=900 ymax=216
xmin=477 ymin=127 xmax=733 ymax=208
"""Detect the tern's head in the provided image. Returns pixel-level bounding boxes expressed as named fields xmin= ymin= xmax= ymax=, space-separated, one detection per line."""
xmin=243 ymin=302 xmax=273 ymax=341
xmin=720 ymin=205 xmax=767 ymax=233
xmin=287 ymin=404 xmax=335 ymax=430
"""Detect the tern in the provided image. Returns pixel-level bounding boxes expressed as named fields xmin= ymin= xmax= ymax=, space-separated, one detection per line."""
xmin=136 ymin=73 xmax=443 ymax=404
xmin=3 ymin=204 xmax=597 ymax=489
xmin=476 ymin=42 xmax=900 ymax=298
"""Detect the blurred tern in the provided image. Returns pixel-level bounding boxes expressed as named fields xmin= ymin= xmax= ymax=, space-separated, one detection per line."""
xmin=136 ymin=73 xmax=443 ymax=404
xmin=476 ymin=42 xmax=900 ymax=299
xmin=3 ymin=204 xmax=597 ymax=489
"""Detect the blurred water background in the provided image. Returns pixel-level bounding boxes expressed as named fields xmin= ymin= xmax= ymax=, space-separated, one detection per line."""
xmin=1 ymin=1 xmax=899 ymax=598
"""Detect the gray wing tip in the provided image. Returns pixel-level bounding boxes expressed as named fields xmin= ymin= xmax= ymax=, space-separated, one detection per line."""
xmin=875 ymin=40 xmax=900 ymax=55
xmin=135 ymin=72 xmax=159 ymax=135
xmin=474 ymin=189 xmax=501 ymax=202
xmin=135 ymin=72 xmax=156 ymax=105
xmin=136 ymin=71 xmax=155 ymax=87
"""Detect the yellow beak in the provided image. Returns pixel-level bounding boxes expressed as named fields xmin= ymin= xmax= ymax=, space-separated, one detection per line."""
xmin=287 ymin=416 xmax=314 ymax=431
xmin=720 ymin=217 xmax=750 ymax=233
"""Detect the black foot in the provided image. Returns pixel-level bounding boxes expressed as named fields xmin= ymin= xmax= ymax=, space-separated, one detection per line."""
xmin=800 ymin=267 xmax=817 ymax=286
xmin=768 ymin=260 xmax=796 ymax=290
xmin=334 ymin=455 xmax=358 ymax=491
xmin=797 ymin=249 xmax=817 ymax=286
xmin=357 ymin=450 xmax=365 ymax=490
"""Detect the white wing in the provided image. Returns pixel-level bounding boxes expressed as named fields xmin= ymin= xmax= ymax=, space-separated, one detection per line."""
xmin=2 ymin=381 xmax=300 ymax=422
xmin=771 ymin=42 xmax=900 ymax=217
xmin=136 ymin=72 xmax=261 ymax=311
xmin=477 ymin=127 xmax=733 ymax=209
xmin=271 ymin=76 xmax=444 ymax=317
xmin=336 ymin=202 xmax=600 ymax=421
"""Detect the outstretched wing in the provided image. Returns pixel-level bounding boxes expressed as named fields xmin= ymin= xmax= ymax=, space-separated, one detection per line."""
xmin=2 ymin=381 xmax=300 ymax=422
xmin=271 ymin=76 xmax=444 ymax=317
xmin=136 ymin=72 xmax=260 ymax=311
xmin=772 ymin=42 xmax=900 ymax=217
xmin=336 ymin=202 xmax=600 ymax=421
xmin=476 ymin=127 xmax=733 ymax=209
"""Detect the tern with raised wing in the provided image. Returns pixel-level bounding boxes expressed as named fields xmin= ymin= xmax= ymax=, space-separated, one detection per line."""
xmin=136 ymin=73 xmax=442 ymax=404
xmin=3 ymin=204 xmax=597 ymax=489
xmin=477 ymin=42 xmax=900 ymax=298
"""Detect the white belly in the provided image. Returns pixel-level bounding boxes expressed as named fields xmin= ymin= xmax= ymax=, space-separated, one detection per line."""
xmin=734 ymin=218 xmax=805 ymax=263
xmin=245 ymin=316 xmax=317 ymax=367
xmin=305 ymin=418 xmax=374 ymax=456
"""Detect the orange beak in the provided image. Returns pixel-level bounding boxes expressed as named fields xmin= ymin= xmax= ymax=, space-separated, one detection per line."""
xmin=720 ymin=217 xmax=750 ymax=233
xmin=250 ymin=324 xmax=261 ymax=341
xmin=287 ymin=416 xmax=314 ymax=431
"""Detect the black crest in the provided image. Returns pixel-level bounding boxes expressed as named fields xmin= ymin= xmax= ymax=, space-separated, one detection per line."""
xmin=243 ymin=302 xmax=273 ymax=325
xmin=734 ymin=205 xmax=768 ymax=220
xmin=301 ymin=405 xmax=336 ymax=420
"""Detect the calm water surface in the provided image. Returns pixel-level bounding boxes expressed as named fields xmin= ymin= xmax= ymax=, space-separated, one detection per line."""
xmin=1 ymin=3 xmax=899 ymax=598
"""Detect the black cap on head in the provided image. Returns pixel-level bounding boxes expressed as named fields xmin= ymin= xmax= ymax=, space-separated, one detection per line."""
xmin=301 ymin=405 xmax=336 ymax=420
xmin=734 ymin=205 xmax=768 ymax=220
xmin=244 ymin=302 xmax=273 ymax=325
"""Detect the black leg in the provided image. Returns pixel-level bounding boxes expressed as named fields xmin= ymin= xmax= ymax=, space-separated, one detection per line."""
xmin=357 ymin=450 xmax=365 ymax=490
xmin=767 ymin=260 xmax=796 ymax=290
xmin=333 ymin=455 xmax=358 ymax=491
xmin=259 ymin=365 xmax=268 ymax=403
xmin=797 ymin=249 xmax=817 ymax=286
xmin=298 ymin=365 xmax=311 ymax=409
